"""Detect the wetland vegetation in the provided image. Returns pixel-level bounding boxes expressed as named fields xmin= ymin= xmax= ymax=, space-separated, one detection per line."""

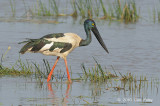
xmin=1 ymin=49 xmax=159 ymax=105
xmin=9 ymin=0 xmax=139 ymax=23
xmin=7 ymin=0 xmax=160 ymax=23
xmin=0 ymin=0 xmax=160 ymax=105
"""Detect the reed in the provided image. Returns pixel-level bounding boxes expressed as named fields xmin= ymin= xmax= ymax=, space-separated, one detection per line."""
xmin=70 ymin=0 xmax=78 ymax=17
xmin=100 ymin=0 xmax=107 ymax=18
xmin=35 ymin=0 xmax=51 ymax=16
xmin=153 ymin=8 xmax=156 ymax=23
xmin=32 ymin=0 xmax=60 ymax=16
xmin=51 ymin=0 xmax=59 ymax=16
xmin=93 ymin=0 xmax=100 ymax=17
xmin=158 ymin=11 xmax=160 ymax=22
xmin=113 ymin=0 xmax=139 ymax=23
xmin=75 ymin=0 xmax=86 ymax=18
xmin=8 ymin=0 xmax=140 ymax=23
xmin=157 ymin=1 xmax=160 ymax=22
xmin=9 ymin=0 xmax=16 ymax=16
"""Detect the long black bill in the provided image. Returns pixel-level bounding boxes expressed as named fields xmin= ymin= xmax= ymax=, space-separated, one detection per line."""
xmin=92 ymin=26 xmax=109 ymax=54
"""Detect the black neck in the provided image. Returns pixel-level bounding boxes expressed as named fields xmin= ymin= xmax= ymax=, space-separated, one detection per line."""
xmin=79 ymin=25 xmax=92 ymax=46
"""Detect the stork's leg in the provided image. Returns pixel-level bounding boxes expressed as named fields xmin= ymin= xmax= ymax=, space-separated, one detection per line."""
xmin=47 ymin=56 xmax=60 ymax=82
xmin=64 ymin=58 xmax=72 ymax=83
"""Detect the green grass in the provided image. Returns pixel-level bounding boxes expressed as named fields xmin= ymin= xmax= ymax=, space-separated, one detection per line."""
xmin=0 ymin=48 xmax=33 ymax=76
xmin=73 ymin=0 xmax=139 ymax=23
xmin=34 ymin=0 xmax=54 ymax=16
xmin=158 ymin=11 xmax=160 ymax=22
xmin=0 ymin=58 xmax=33 ymax=76
xmin=0 ymin=48 xmax=148 ymax=84
xmin=8 ymin=0 xmax=140 ymax=23
xmin=9 ymin=0 xmax=16 ymax=16
xmin=1 ymin=52 xmax=158 ymax=99
xmin=156 ymin=1 xmax=160 ymax=22
xmin=0 ymin=48 xmax=147 ymax=84
xmin=112 ymin=0 xmax=139 ymax=23
xmin=79 ymin=57 xmax=147 ymax=84
xmin=0 ymin=66 xmax=33 ymax=76
xmin=0 ymin=48 xmax=63 ymax=82
xmin=81 ymin=60 xmax=118 ymax=82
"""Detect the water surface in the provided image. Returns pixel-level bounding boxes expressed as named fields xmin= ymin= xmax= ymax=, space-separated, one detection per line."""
xmin=0 ymin=0 xmax=160 ymax=105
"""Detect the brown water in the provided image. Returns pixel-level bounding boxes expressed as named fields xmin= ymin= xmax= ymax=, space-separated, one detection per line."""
xmin=0 ymin=0 xmax=160 ymax=105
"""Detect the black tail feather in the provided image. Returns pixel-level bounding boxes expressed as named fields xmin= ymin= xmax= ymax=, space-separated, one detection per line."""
xmin=19 ymin=38 xmax=50 ymax=54
xmin=19 ymin=39 xmax=39 ymax=54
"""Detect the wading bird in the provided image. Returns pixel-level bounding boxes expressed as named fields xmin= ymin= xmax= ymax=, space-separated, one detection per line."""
xmin=19 ymin=19 xmax=109 ymax=83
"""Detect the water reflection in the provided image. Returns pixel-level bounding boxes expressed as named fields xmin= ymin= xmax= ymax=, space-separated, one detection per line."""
xmin=47 ymin=82 xmax=71 ymax=106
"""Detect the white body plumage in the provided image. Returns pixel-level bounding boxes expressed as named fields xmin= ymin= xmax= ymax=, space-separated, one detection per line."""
xmin=26 ymin=33 xmax=82 ymax=59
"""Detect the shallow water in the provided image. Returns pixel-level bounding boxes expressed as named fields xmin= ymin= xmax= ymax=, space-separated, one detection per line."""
xmin=0 ymin=0 xmax=160 ymax=105
xmin=0 ymin=77 xmax=159 ymax=105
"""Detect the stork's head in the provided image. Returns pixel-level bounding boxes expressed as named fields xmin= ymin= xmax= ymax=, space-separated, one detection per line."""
xmin=84 ymin=19 xmax=109 ymax=54
xmin=84 ymin=19 xmax=96 ymax=29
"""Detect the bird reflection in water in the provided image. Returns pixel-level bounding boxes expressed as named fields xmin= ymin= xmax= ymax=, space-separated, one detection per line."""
xmin=47 ymin=82 xmax=71 ymax=105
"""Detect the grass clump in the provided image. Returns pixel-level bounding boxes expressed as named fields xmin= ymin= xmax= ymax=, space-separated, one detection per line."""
xmin=111 ymin=0 xmax=139 ymax=23
xmin=81 ymin=64 xmax=117 ymax=82
xmin=0 ymin=47 xmax=33 ymax=76
xmin=81 ymin=58 xmax=118 ymax=82
xmin=80 ymin=58 xmax=143 ymax=83
xmin=0 ymin=58 xmax=33 ymax=76
xmin=0 ymin=66 xmax=33 ymax=76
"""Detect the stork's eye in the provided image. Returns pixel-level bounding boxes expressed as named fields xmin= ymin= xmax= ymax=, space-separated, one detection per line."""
xmin=92 ymin=23 xmax=94 ymax=26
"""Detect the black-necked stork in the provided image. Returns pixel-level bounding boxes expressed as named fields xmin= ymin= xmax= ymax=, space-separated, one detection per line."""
xmin=19 ymin=19 xmax=109 ymax=83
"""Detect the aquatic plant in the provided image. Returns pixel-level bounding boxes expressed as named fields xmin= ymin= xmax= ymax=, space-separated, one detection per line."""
xmin=0 ymin=57 xmax=33 ymax=76
xmin=80 ymin=57 xmax=148 ymax=84
xmin=70 ymin=0 xmax=78 ymax=18
xmin=81 ymin=58 xmax=118 ymax=82
xmin=8 ymin=0 xmax=140 ymax=23
xmin=0 ymin=47 xmax=33 ymax=76
xmin=100 ymin=0 xmax=107 ymax=18
xmin=113 ymin=0 xmax=139 ymax=23
xmin=34 ymin=0 xmax=53 ymax=16
xmin=156 ymin=1 xmax=160 ymax=22
xmin=9 ymin=0 xmax=16 ymax=16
